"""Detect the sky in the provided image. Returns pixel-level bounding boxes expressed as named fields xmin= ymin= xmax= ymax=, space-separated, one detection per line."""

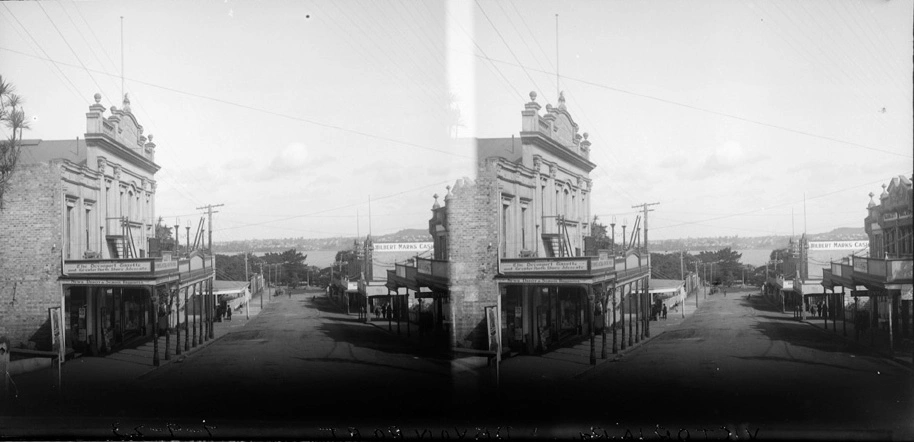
xmin=2 ymin=0 xmax=912 ymax=244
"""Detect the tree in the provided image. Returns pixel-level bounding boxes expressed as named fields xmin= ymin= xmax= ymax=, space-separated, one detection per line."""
xmin=697 ymin=247 xmax=744 ymax=286
xmin=650 ymin=251 xmax=698 ymax=280
xmin=262 ymin=249 xmax=308 ymax=287
xmin=155 ymin=217 xmax=175 ymax=251
xmin=0 ymin=76 xmax=31 ymax=209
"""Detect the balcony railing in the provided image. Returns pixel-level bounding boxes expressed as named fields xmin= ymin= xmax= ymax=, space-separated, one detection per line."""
xmin=416 ymin=258 xmax=448 ymax=279
xmin=852 ymin=256 xmax=913 ymax=283
xmin=393 ymin=262 xmax=418 ymax=281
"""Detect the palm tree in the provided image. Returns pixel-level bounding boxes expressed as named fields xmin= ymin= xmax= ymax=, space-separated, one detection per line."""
xmin=0 ymin=75 xmax=31 ymax=209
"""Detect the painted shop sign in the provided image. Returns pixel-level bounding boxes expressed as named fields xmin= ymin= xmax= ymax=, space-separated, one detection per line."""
xmin=64 ymin=279 xmax=154 ymax=286
xmin=590 ymin=259 xmax=614 ymax=271
xmin=808 ymin=241 xmax=869 ymax=251
xmin=64 ymin=261 xmax=152 ymax=274
xmin=498 ymin=278 xmax=594 ymax=285
xmin=501 ymin=259 xmax=588 ymax=273
xmin=373 ymin=242 xmax=433 ymax=252
xmin=155 ymin=261 xmax=179 ymax=272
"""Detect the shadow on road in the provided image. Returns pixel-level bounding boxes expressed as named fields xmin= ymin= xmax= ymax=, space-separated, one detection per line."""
xmin=315 ymin=321 xmax=450 ymax=362
xmin=740 ymin=296 xmax=784 ymax=313
xmin=751 ymin=317 xmax=883 ymax=359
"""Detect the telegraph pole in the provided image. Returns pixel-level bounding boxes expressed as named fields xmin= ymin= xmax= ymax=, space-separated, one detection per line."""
xmin=259 ymin=262 xmax=264 ymax=309
xmin=632 ymin=202 xmax=659 ymax=253
xmin=695 ymin=261 xmax=699 ymax=309
xmin=244 ymin=252 xmax=250 ymax=319
xmin=195 ymin=203 xmax=224 ymax=251
xmin=633 ymin=202 xmax=658 ymax=339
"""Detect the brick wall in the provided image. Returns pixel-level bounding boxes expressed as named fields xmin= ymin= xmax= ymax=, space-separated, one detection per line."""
xmin=447 ymin=160 xmax=500 ymax=350
xmin=0 ymin=161 xmax=64 ymax=349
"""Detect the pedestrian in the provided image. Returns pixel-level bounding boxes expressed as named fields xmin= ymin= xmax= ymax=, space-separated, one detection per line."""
xmin=811 ymin=304 xmax=817 ymax=317
xmin=662 ymin=304 xmax=668 ymax=320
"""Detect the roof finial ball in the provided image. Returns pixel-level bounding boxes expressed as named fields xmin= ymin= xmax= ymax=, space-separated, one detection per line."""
xmin=94 ymin=93 xmax=102 ymax=104
xmin=148 ymin=134 xmax=153 ymax=142
xmin=583 ymin=132 xmax=589 ymax=140
xmin=530 ymin=91 xmax=537 ymax=102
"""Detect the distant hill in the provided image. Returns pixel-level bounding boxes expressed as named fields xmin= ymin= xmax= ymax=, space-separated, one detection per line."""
xmin=650 ymin=227 xmax=866 ymax=251
xmin=214 ymin=228 xmax=432 ymax=254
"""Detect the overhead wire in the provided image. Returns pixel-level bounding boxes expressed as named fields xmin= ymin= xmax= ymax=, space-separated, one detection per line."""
xmin=474 ymin=0 xmax=549 ymax=102
xmin=0 ymin=46 xmax=471 ymax=160
xmin=0 ymin=3 xmax=85 ymax=104
xmin=653 ymin=174 xmax=913 ymax=232
xmin=440 ymin=2 xmax=526 ymax=103
xmin=500 ymin=4 xmax=638 ymax=201
xmin=466 ymin=50 xmax=912 ymax=159
xmin=35 ymin=2 xmax=109 ymax=103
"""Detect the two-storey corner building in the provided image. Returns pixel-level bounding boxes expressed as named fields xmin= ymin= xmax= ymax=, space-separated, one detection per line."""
xmin=0 ymin=94 xmax=215 ymax=363
xmin=822 ymin=175 xmax=913 ymax=352
xmin=441 ymin=92 xmax=651 ymax=364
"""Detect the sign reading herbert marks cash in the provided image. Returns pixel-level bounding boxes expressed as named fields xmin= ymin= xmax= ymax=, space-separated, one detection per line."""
xmin=64 ymin=261 xmax=152 ymax=274
xmin=372 ymin=242 xmax=433 ymax=252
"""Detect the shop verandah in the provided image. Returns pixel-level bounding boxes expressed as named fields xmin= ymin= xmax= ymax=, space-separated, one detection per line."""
xmin=382 ymin=259 xmax=451 ymax=348
xmin=494 ymin=251 xmax=652 ymax=364
xmin=818 ymin=259 xmax=913 ymax=362
xmin=58 ymin=252 xmax=217 ymax=366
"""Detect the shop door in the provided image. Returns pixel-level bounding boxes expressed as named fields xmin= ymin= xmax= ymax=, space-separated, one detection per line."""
xmin=502 ymin=286 xmax=524 ymax=353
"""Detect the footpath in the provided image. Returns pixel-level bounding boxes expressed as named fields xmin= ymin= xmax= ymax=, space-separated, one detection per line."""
xmin=5 ymin=289 xmax=272 ymax=405
xmin=485 ymin=289 xmax=708 ymax=384
xmin=789 ymin=301 xmax=914 ymax=369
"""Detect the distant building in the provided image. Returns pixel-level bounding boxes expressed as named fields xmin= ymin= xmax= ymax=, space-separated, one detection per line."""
xmin=0 ymin=94 xmax=215 ymax=363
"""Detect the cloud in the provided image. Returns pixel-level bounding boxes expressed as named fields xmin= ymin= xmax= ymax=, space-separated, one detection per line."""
xmin=269 ymin=142 xmax=310 ymax=173
xmin=248 ymin=142 xmax=329 ymax=182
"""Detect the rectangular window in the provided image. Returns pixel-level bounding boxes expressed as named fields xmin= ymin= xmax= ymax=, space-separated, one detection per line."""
xmin=66 ymin=205 xmax=73 ymax=259
xmin=86 ymin=208 xmax=91 ymax=252
xmin=521 ymin=206 xmax=528 ymax=250
xmin=502 ymin=203 xmax=509 ymax=258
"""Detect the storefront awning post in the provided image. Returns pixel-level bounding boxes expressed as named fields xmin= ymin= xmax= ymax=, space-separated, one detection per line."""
xmin=588 ymin=285 xmax=596 ymax=365
xmin=600 ymin=284 xmax=607 ymax=360
xmin=842 ymin=286 xmax=847 ymax=337
xmin=634 ymin=279 xmax=640 ymax=344
xmin=151 ymin=287 xmax=159 ymax=367
xmin=611 ymin=286 xmax=618 ymax=355
xmin=184 ymin=286 xmax=189 ymax=353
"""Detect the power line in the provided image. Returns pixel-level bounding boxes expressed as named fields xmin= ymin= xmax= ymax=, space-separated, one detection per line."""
xmin=652 ymin=174 xmax=913 ymax=231
xmin=462 ymin=50 xmax=912 ymax=159
xmin=0 ymin=46 xmax=471 ymax=160
xmin=214 ymin=179 xmax=454 ymax=233
xmin=474 ymin=0 xmax=548 ymax=101
xmin=0 ymin=3 xmax=84 ymax=103
xmin=35 ymin=2 xmax=108 ymax=100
